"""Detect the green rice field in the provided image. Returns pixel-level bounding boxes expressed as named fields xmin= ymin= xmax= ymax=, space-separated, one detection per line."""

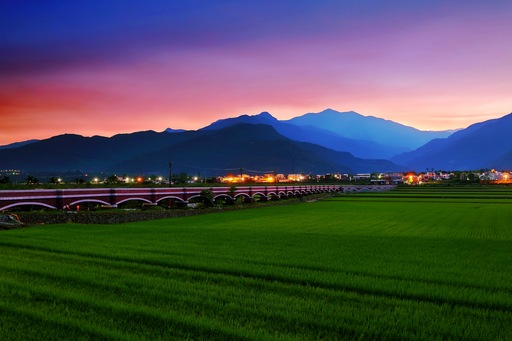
xmin=1 ymin=185 xmax=511 ymax=340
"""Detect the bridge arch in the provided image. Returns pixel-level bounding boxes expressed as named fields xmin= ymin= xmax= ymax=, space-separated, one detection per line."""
xmin=267 ymin=191 xmax=278 ymax=197
xmin=213 ymin=193 xmax=234 ymax=200
xmin=233 ymin=193 xmax=251 ymax=204
xmin=187 ymin=194 xmax=202 ymax=202
xmin=68 ymin=199 xmax=111 ymax=208
xmin=213 ymin=194 xmax=235 ymax=205
xmin=116 ymin=197 xmax=153 ymax=206
xmin=156 ymin=196 xmax=187 ymax=204
xmin=156 ymin=196 xmax=187 ymax=209
xmin=1 ymin=202 xmax=57 ymax=211
xmin=252 ymin=191 xmax=267 ymax=198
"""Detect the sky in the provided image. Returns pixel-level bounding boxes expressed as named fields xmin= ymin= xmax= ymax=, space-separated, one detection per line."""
xmin=1 ymin=0 xmax=512 ymax=146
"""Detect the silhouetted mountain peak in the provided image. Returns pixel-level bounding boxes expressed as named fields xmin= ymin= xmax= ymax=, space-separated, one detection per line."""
xmin=319 ymin=108 xmax=358 ymax=116
xmin=164 ymin=128 xmax=187 ymax=133
xmin=257 ymin=111 xmax=274 ymax=119
xmin=203 ymin=123 xmax=286 ymax=143
xmin=201 ymin=111 xmax=278 ymax=131
xmin=285 ymin=108 xmax=455 ymax=149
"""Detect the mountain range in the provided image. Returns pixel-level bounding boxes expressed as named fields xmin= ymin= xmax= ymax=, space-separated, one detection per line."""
xmin=0 ymin=123 xmax=399 ymax=176
xmin=202 ymin=109 xmax=455 ymax=159
xmin=391 ymin=113 xmax=512 ymax=170
xmin=285 ymin=109 xmax=455 ymax=150
xmin=1 ymin=109 xmax=511 ymax=175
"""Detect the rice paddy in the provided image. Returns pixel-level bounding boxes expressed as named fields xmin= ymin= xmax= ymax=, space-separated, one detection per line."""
xmin=1 ymin=185 xmax=511 ymax=340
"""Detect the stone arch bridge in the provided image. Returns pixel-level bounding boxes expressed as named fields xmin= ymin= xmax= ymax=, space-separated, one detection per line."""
xmin=0 ymin=184 xmax=395 ymax=211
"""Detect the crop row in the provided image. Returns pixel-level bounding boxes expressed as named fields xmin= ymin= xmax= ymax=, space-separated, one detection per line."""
xmin=1 ymin=189 xmax=511 ymax=339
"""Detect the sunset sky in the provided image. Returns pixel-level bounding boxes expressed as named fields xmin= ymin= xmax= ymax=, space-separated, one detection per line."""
xmin=1 ymin=0 xmax=511 ymax=146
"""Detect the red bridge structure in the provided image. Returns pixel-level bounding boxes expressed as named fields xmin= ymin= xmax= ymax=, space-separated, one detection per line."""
xmin=0 ymin=184 xmax=395 ymax=211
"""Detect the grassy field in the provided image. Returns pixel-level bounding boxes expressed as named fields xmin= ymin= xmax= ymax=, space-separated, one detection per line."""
xmin=1 ymin=186 xmax=511 ymax=340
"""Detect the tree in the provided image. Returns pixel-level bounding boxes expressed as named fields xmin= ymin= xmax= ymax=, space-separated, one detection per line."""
xmin=0 ymin=175 xmax=10 ymax=184
xmin=199 ymin=189 xmax=214 ymax=208
xmin=26 ymin=175 xmax=39 ymax=185
xmin=228 ymin=185 xmax=237 ymax=198
xmin=175 ymin=173 xmax=189 ymax=185
xmin=105 ymin=175 xmax=119 ymax=185
xmin=467 ymin=172 xmax=478 ymax=183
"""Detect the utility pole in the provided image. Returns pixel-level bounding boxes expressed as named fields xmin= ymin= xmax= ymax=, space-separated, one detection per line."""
xmin=169 ymin=161 xmax=173 ymax=187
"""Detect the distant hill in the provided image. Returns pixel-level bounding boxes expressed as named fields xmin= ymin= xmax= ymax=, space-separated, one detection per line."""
xmin=391 ymin=113 xmax=512 ymax=170
xmin=164 ymin=128 xmax=187 ymax=133
xmin=285 ymin=109 xmax=456 ymax=150
xmin=0 ymin=139 xmax=39 ymax=150
xmin=0 ymin=131 xmax=188 ymax=172
xmin=0 ymin=124 xmax=402 ymax=175
xmin=202 ymin=111 xmax=407 ymax=159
